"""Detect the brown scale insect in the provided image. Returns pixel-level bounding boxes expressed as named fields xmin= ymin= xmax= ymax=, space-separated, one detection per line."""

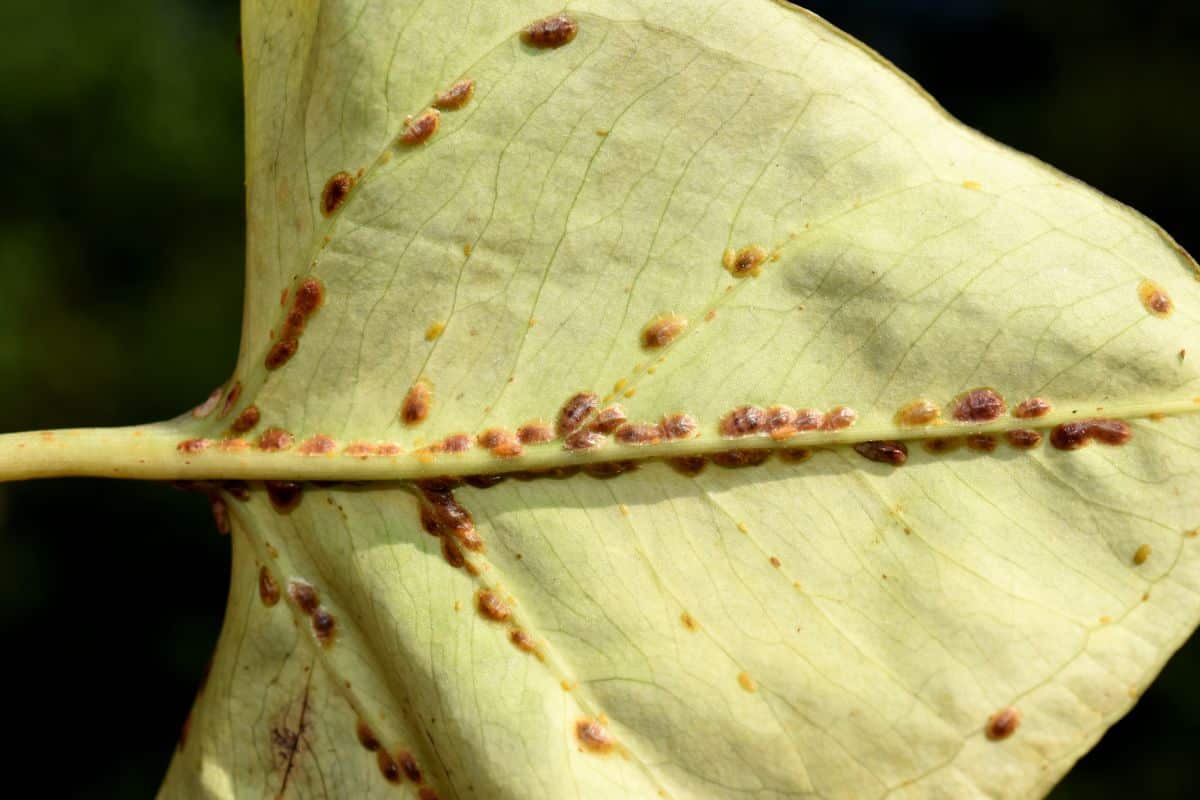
xmin=720 ymin=405 xmax=766 ymax=437
xmin=583 ymin=460 xmax=637 ymax=479
xmin=478 ymin=428 xmax=523 ymax=458
xmin=311 ymin=608 xmax=336 ymax=646
xmin=965 ymin=434 xmax=998 ymax=452
xmin=793 ymin=409 xmax=824 ymax=431
xmin=399 ymin=109 xmax=440 ymax=145
xmin=1013 ymin=397 xmax=1052 ymax=419
xmin=265 ymin=339 xmax=299 ymax=370
xmin=219 ymin=382 xmax=242 ymax=417
xmin=641 ymin=314 xmax=687 ymax=348
xmin=822 ymin=406 xmax=857 ymax=431
xmin=952 ymin=388 xmax=1006 ymax=423
xmin=320 ymin=171 xmax=354 ymax=216
xmin=711 ymin=449 xmax=770 ymax=468
xmin=419 ymin=788 xmax=440 ymax=800
xmin=1050 ymin=418 xmax=1132 ymax=450
xmin=477 ymin=590 xmax=511 ymax=621
xmin=288 ymin=580 xmax=320 ymax=614
xmin=433 ymin=79 xmax=475 ymax=111
xmin=668 ymin=456 xmax=707 ymax=476
xmin=723 ymin=244 xmax=768 ymax=278
xmin=441 ymin=537 xmax=465 ymax=569
xmin=589 ymin=405 xmax=627 ymax=435
xmin=660 ymin=413 xmax=698 ymax=440
xmin=985 ymin=707 xmax=1021 ymax=741
xmin=258 ymin=566 xmax=280 ymax=607
xmin=575 ymin=719 xmax=615 ymax=753
xmin=520 ymin=14 xmax=579 ymax=48
xmin=265 ymin=480 xmax=303 ymax=512
xmin=265 ymin=277 xmax=325 ymax=370
xmin=222 ymin=480 xmax=250 ymax=501
xmin=419 ymin=486 xmax=483 ymax=551
xmin=764 ymin=405 xmax=796 ymax=439
xmin=177 ymin=438 xmax=209 ymax=454
xmin=564 ymin=428 xmax=605 ymax=451
xmin=510 ymin=629 xmax=537 ymax=653
xmin=402 ymin=382 xmax=432 ymax=426
xmin=778 ymin=448 xmax=813 ymax=463
xmin=377 ymin=749 xmax=402 ymax=783
xmin=854 ymin=440 xmax=908 ymax=465
xmin=1005 ymin=429 xmax=1042 ymax=449
xmin=258 ymin=428 xmax=295 ymax=451
xmin=896 ymin=399 xmax=940 ymax=427
xmin=231 ymin=405 xmax=261 ymax=434
xmin=614 ymin=423 xmax=662 ymax=446
xmin=298 ymin=435 xmax=337 ymax=455
xmin=517 ymin=421 xmax=554 ymax=444
xmin=464 ymin=473 xmax=506 ymax=489
xmin=435 ymin=433 xmax=472 ymax=453
xmin=923 ymin=437 xmax=962 ymax=454
xmin=558 ymin=392 xmax=599 ymax=435
xmin=399 ymin=751 xmax=421 ymax=783
xmin=1138 ymin=279 xmax=1173 ymax=318
xmin=356 ymin=720 xmax=380 ymax=751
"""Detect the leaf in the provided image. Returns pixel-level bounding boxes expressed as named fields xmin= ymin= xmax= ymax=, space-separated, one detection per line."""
xmin=6 ymin=1 xmax=1199 ymax=798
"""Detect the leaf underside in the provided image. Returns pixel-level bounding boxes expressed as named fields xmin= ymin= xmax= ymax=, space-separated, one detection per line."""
xmin=160 ymin=1 xmax=1200 ymax=798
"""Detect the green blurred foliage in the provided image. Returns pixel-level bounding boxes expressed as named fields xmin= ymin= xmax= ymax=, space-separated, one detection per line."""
xmin=0 ymin=0 xmax=1194 ymax=795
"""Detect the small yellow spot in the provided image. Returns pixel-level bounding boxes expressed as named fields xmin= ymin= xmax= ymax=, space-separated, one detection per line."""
xmin=417 ymin=451 xmax=435 ymax=464
xmin=454 ymin=600 xmax=462 ymax=612
xmin=623 ymin=387 xmax=637 ymax=398
xmin=1188 ymin=527 xmax=1200 ymax=539
xmin=596 ymin=129 xmax=608 ymax=137
xmin=680 ymin=612 xmax=698 ymax=631
xmin=769 ymin=556 xmax=781 ymax=568
xmin=737 ymin=672 xmax=757 ymax=693
xmin=1133 ymin=543 xmax=1152 ymax=565
xmin=737 ymin=522 xmax=749 ymax=534
xmin=962 ymin=180 xmax=982 ymax=190
xmin=561 ymin=680 xmax=576 ymax=692
xmin=613 ymin=378 xmax=627 ymax=393
xmin=528 ymin=317 xmax=537 ymax=327
xmin=1099 ymin=615 xmax=1112 ymax=625
xmin=424 ymin=322 xmax=445 ymax=341
xmin=380 ymin=151 xmax=393 ymax=165
xmin=646 ymin=366 xmax=657 ymax=374
xmin=619 ymin=504 xmax=630 ymax=517
xmin=463 ymin=243 xmax=473 ymax=257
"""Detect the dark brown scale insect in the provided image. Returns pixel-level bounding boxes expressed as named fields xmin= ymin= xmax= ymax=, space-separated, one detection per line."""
xmin=517 ymin=421 xmax=554 ymax=444
xmin=355 ymin=720 xmax=380 ymax=751
xmin=641 ymin=314 xmax=687 ymax=348
xmin=1050 ymin=419 xmax=1132 ymax=450
xmin=660 ymin=413 xmax=698 ymax=440
xmin=464 ymin=474 xmax=507 ymax=489
xmin=793 ymin=409 xmax=824 ymax=431
xmin=436 ymin=433 xmax=472 ymax=453
xmin=583 ymin=460 xmax=637 ymax=479
xmin=399 ymin=751 xmax=421 ymax=783
xmin=222 ymin=480 xmax=250 ymax=501
xmin=402 ymin=382 xmax=432 ymax=426
xmin=520 ymin=14 xmax=579 ymax=48
xmin=311 ymin=609 xmax=336 ymax=646
xmin=723 ymin=245 xmax=768 ymax=278
xmin=288 ymin=580 xmax=320 ymax=614
xmin=764 ymin=405 xmax=796 ymax=439
xmin=853 ymin=440 xmax=908 ymax=465
xmin=177 ymin=438 xmax=209 ymax=453
xmin=952 ymin=388 xmax=1006 ymax=423
xmin=441 ymin=537 xmax=465 ymax=569
xmin=922 ymin=437 xmax=962 ymax=454
xmin=1005 ymin=429 xmax=1042 ymax=449
xmin=1013 ymin=397 xmax=1052 ymax=419
xmin=558 ymin=392 xmax=599 ymax=435
xmin=219 ymin=382 xmax=242 ymax=418
xmin=986 ymin=707 xmax=1021 ymax=741
xmin=965 ymin=434 xmax=998 ymax=452
xmin=510 ymin=629 xmax=537 ymax=653
xmin=265 ymin=338 xmax=299 ymax=370
xmin=711 ymin=449 xmax=770 ymax=468
xmin=399 ymin=109 xmax=440 ymax=145
xmin=231 ymin=405 xmax=261 ymax=434
xmin=668 ymin=456 xmax=707 ymax=476
xmin=589 ymin=405 xmax=627 ymax=435
xmin=265 ymin=480 xmax=303 ymax=512
xmin=614 ymin=423 xmax=662 ymax=446
xmin=478 ymin=428 xmax=523 ymax=458
xmin=720 ymin=405 xmax=766 ymax=437
xmin=320 ymin=171 xmax=354 ymax=216
xmin=377 ymin=749 xmax=402 ymax=783
xmin=778 ymin=448 xmax=812 ymax=463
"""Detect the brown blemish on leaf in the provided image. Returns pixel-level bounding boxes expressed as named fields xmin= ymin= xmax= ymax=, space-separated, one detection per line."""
xmin=402 ymin=382 xmax=432 ymax=426
xmin=721 ymin=405 xmax=766 ymax=437
xmin=1138 ymin=279 xmax=1174 ymax=317
xmin=477 ymin=590 xmax=511 ymax=622
xmin=298 ymin=435 xmax=337 ymax=455
xmin=219 ymin=382 xmax=242 ymax=418
xmin=517 ymin=421 xmax=554 ymax=444
xmin=259 ymin=566 xmax=281 ymax=607
xmin=1133 ymin=543 xmax=1152 ymax=565
xmin=669 ymin=455 xmax=707 ymax=476
xmin=896 ymin=399 xmax=940 ymax=427
xmin=822 ymin=406 xmax=857 ymax=431
xmin=424 ymin=322 xmax=445 ymax=341
xmin=1006 ymin=429 xmax=1042 ymax=449
xmin=510 ymin=629 xmax=538 ymax=653
xmin=311 ymin=608 xmax=336 ymax=647
xmin=521 ymin=14 xmax=579 ymax=48
xmin=433 ymin=78 xmax=475 ymax=110
xmin=723 ymin=244 xmax=768 ymax=278
xmin=615 ymin=422 xmax=662 ymax=446
xmin=641 ymin=314 xmax=688 ymax=348
xmin=355 ymin=720 xmax=380 ymax=751
xmin=398 ymin=751 xmax=421 ymax=783
xmin=1050 ymin=419 xmax=1133 ymax=450
xmin=377 ymin=749 xmax=402 ymax=783
xmin=192 ymin=387 xmax=223 ymax=419
xmin=478 ymin=428 xmax=523 ymax=458
xmin=769 ymin=556 xmax=782 ymax=568
xmin=590 ymin=405 xmax=628 ymax=435
xmin=177 ymin=438 xmax=209 ymax=454
xmin=287 ymin=580 xmax=320 ymax=615
xmin=320 ymin=171 xmax=354 ymax=217
xmin=266 ymin=480 xmax=303 ymax=513
xmin=231 ymin=405 xmax=261 ymax=434
xmin=712 ymin=449 xmax=770 ymax=468
xmin=558 ymin=392 xmax=599 ymax=435
xmin=966 ymin=434 xmax=998 ymax=452
xmin=259 ymin=428 xmax=295 ymax=451
xmin=1014 ymin=397 xmax=1052 ymax=419
xmin=854 ymin=440 xmax=908 ymax=465
xmin=986 ymin=707 xmax=1021 ymax=741
xmin=953 ymin=388 xmax=1006 ymax=422
xmin=737 ymin=672 xmax=758 ymax=692
xmin=399 ymin=109 xmax=440 ymax=145
xmin=575 ymin=719 xmax=615 ymax=753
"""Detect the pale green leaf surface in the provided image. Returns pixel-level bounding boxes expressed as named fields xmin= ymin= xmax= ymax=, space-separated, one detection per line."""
xmin=158 ymin=0 xmax=1200 ymax=798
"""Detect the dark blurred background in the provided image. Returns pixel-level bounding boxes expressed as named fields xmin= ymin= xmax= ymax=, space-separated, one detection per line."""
xmin=0 ymin=1 xmax=1195 ymax=796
